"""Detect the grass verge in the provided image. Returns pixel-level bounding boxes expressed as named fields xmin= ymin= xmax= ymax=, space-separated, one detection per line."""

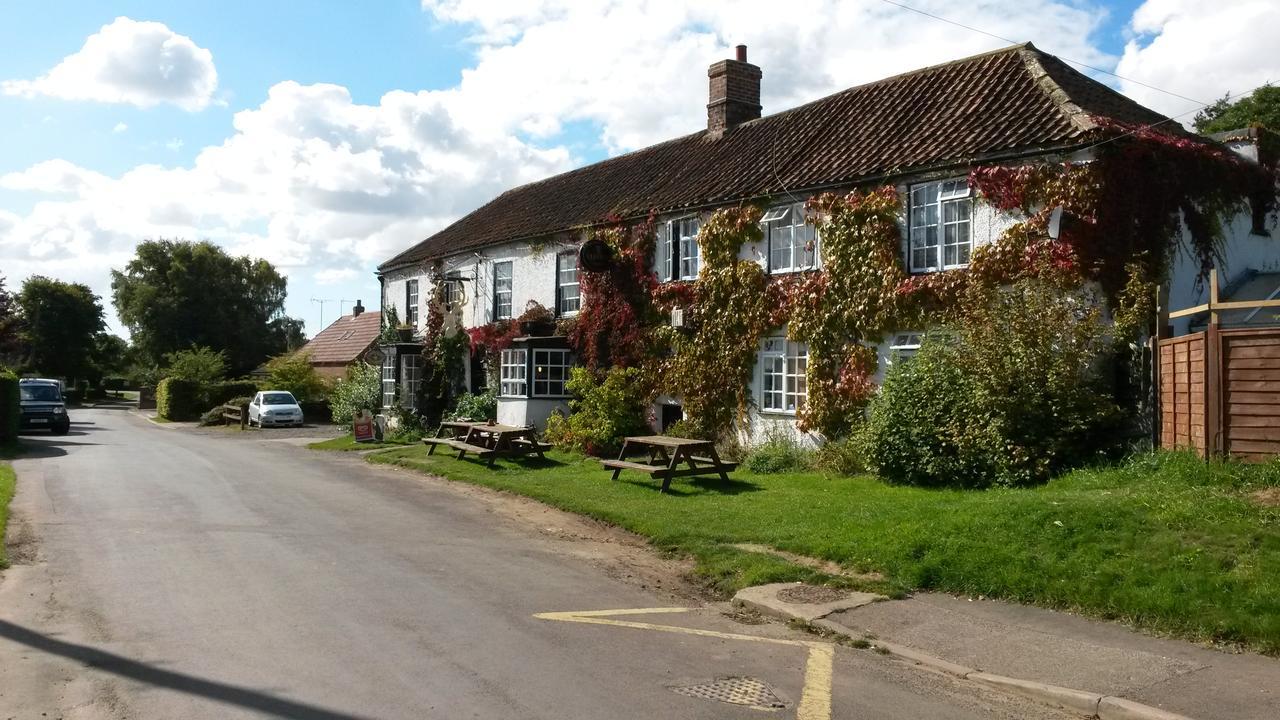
xmin=368 ymin=446 xmax=1280 ymax=655
xmin=0 ymin=462 xmax=15 ymax=568
xmin=308 ymin=434 xmax=411 ymax=451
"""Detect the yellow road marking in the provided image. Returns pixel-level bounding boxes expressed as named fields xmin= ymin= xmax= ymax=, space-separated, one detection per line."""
xmin=535 ymin=607 xmax=833 ymax=720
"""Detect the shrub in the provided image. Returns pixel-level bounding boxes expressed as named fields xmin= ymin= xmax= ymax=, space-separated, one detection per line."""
xmin=0 ymin=370 xmax=18 ymax=441
xmin=156 ymin=378 xmax=203 ymax=421
xmin=205 ymin=380 xmax=259 ymax=408
xmin=163 ymin=347 xmax=227 ymax=385
xmin=743 ymin=434 xmax=813 ymax=474
xmin=862 ymin=278 xmax=1123 ymax=487
xmin=199 ymin=406 xmax=226 ymax=426
xmin=263 ymin=352 xmax=327 ymax=402
xmin=449 ymin=389 xmax=496 ymax=422
xmin=545 ymin=367 xmax=651 ymax=456
xmin=103 ymin=377 xmax=127 ymax=392
xmin=329 ymin=362 xmax=381 ymax=425
xmin=813 ymin=437 xmax=865 ymax=477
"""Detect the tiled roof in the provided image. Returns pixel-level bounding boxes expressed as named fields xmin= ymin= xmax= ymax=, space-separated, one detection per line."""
xmin=298 ymin=311 xmax=381 ymax=365
xmin=380 ymin=43 xmax=1171 ymax=272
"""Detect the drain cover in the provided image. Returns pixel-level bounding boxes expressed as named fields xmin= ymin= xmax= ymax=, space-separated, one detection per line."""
xmin=671 ymin=677 xmax=786 ymax=710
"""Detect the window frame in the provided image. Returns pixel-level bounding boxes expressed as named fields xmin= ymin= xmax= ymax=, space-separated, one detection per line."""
xmin=908 ymin=179 xmax=973 ymax=274
xmin=499 ymin=348 xmax=528 ymax=398
xmin=381 ymin=353 xmax=397 ymax=408
xmin=657 ymin=216 xmax=702 ymax=282
xmin=400 ymin=353 xmax=423 ymax=410
xmin=555 ymin=251 xmax=580 ymax=316
xmin=405 ymin=279 xmax=420 ymax=326
xmin=763 ymin=202 xmax=818 ymax=274
xmin=759 ymin=337 xmax=808 ymax=415
xmin=531 ymin=348 xmax=572 ymax=397
xmin=492 ymin=261 xmax=513 ymax=321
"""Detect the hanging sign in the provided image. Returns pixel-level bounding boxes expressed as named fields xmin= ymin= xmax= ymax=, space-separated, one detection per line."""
xmin=579 ymin=239 xmax=614 ymax=272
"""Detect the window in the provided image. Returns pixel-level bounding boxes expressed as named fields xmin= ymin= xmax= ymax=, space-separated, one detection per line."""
xmin=500 ymin=348 xmax=527 ymax=397
xmin=760 ymin=338 xmax=808 ymax=413
xmin=556 ymin=252 xmax=580 ymax=315
xmin=401 ymin=353 xmax=423 ymax=409
xmin=493 ymin=261 xmax=513 ymax=320
xmin=909 ymin=179 xmax=972 ymax=272
xmin=381 ymin=353 xmax=396 ymax=408
xmin=657 ymin=217 xmax=702 ymax=281
xmin=762 ymin=202 xmax=817 ymax=273
xmin=405 ymin=279 xmax=420 ymax=326
xmin=441 ymin=278 xmax=462 ymax=310
xmin=889 ymin=332 xmax=924 ymax=362
xmin=532 ymin=349 xmax=572 ymax=396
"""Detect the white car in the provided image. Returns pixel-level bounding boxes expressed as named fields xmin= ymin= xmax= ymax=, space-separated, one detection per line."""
xmin=248 ymin=391 xmax=304 ymax=428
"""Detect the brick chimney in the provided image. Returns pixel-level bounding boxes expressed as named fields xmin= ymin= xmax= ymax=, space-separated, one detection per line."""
xmin=352 ymin=299 xmax=364 ymax=317
xmin=707 ymin=45 xmax=761 ymax=136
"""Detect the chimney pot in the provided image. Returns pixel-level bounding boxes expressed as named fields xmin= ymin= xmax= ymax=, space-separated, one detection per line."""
xmin=352 ymin=300 xmax=364 ymax=317
xmin=707 ymin=45 xmax=761 ymax=137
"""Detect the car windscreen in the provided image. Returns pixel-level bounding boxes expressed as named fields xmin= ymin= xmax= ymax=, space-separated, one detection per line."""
xmin=20 ymin=385 xmax=62 ymax=402
xmin=262 ymin=393 xmax=297 ymax=405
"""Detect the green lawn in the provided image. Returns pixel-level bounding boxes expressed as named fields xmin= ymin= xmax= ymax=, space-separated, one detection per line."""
xmin=308 ymin=434 xmax=412 ymax=451
xmin=369 ymin=446 xmax=1280 ymax=655
xmin=0 ymin=462 xmax=15 ymax=568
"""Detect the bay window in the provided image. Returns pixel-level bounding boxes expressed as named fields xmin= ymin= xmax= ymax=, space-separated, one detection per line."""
xmin=532 ymin=349 xmax=572 ymax=396
xmin=500 ymin=348 xmax=527 ymax=397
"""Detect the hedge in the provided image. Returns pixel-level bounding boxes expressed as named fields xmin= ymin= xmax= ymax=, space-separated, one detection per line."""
xmin=205 ymin=380 xmax=260 ymax=409
xmin=0 ymin=372 xmax=18 ymax=441
xmin=156 ymin=378 xmax=203 ymax=421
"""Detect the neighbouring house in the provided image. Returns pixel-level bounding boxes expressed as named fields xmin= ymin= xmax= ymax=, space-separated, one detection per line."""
xmin=376 ymin=43 xmax=1278 ymax=441
xmin=295 ymin=301 xmax=381 ymax=379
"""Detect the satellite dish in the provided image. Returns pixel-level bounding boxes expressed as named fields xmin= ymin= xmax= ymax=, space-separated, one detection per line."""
xmin=579 ymin=239 xmax=614 ymax=273
xmin=1047 ymin=206 xmax=1066 ymax=241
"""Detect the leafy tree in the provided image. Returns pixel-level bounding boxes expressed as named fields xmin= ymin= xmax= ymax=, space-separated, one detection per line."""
xmin=163 ymin=346 xmax=228 ymax=385
xmin=111 ymin=239 xmax=302 ymax=375
xmin=328 ymin=361 xmax=381 ymax=425
xmin=16 ymin=276 xmax=105 ymax=381
xmin=90 ymin=333 xmax=130 ymax=383
xmin=0 ymin=276 xmax=20 ymax=365
xmin=263 ymin=352 xmax=327 ymax=402
xmin=1194 ymin=85 xmax=1280 ymax=134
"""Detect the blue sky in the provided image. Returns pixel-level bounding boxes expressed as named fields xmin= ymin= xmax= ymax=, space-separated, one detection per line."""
xmin=1 ymin=0 xmax=1271 ymax=338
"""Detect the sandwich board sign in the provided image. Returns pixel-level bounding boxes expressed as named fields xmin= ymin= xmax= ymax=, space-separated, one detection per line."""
xmin=353 ymin=410 xmax=376 ymax=443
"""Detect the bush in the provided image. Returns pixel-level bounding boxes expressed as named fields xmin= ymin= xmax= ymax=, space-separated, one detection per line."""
xmin=449 ymin=389 xmax=497 ymax=422
xmin=156 ymin=378 xmax=203 ymax=421
xmin=103 ymin=377 xmax=127 ymax=392
xmin=163 ymin=347 xmax=227 ymax=385
xmin=743 ymin=433 xmax=812 ymax=474
xmin=544 ymin=367 xmax=651 ymax=456
xmin=861 ymin=278 xmax=1123 ymax=487
xmin=205 ymin=380 xmax=259 ymax=408
xmin=263 ymin=352 xmax=327 ymax=402
xmin=329 ymin=362 xmax=381 ymax=425
xmin=813 ymin=437 xmax=865 ymax=477
xmin=0 ymin=370 xmax=18 ymax=441
xmin=199 ymin=406 xmax=226 ymax=426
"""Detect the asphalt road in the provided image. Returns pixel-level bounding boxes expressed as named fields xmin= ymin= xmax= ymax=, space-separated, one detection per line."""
xmin=0 ymin=409 xmax=1069 ymax=720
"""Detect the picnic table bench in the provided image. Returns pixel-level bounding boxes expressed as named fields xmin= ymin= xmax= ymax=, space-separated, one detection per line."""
xmin=423 ymin=420 xmax=550 ymax=467
xmin=601 ymin=435 xmax=738 ymax=492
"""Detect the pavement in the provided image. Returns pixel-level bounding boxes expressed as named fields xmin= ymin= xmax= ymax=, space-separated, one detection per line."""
xmin=814 ymin=592 xmax=1280 ymax=720
xmin=0 ymin=408 xmax=1075 ymax=720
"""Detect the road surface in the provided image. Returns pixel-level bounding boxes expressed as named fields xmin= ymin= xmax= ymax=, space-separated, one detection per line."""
xmin=0 ymin=409 xmax=1068 ymax=719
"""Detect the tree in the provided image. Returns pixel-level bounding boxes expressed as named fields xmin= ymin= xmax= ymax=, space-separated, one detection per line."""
xmin=263 ymin=352 xmax=327 ymax=402
xmin=16 ymin=276 xmax=105 ymax=381
xmin=90 ymin=333 xmax=130 ymax=383
xmin=328 ymin=362 xmax=381 ymax=425
xmin=162 ymin=346 xmax=228 ymax=385
xmin=0 ymin=276 xmax=20 ymax=366
xmin=111 ymin=239 xmax=302 ymax=375
xmin=1194 ymin=85 xmax=1280 ymax=134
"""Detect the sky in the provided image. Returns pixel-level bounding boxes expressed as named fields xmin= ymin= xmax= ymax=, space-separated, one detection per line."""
xmin=1 ymin=0 xmax=1277 ymax=338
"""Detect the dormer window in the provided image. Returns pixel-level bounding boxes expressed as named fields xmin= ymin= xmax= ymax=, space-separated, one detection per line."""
xmin=761 ymin=202 xmax=817 ymax=273
xmin=909 ymin=179 xmax=972 ymax=273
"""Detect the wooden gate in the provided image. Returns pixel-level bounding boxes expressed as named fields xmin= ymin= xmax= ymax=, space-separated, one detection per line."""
xmin=1157 ymin=332 xmax=1208 ymax=455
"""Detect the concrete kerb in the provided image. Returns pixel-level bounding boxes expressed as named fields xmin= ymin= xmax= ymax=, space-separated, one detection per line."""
xmin=729 ymin=584 xmax=1198 ymax=720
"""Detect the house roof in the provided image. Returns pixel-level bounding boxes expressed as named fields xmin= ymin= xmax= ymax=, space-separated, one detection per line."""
xmin=297 ymin=311 xmax=381 ymax=365
xmin=380 ymin=43 xmax=1170 ymax=272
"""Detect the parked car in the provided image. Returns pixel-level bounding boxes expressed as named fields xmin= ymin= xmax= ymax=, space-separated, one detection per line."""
xmin=247 ymin=391 xmax=304 ymax=428
xmin=19 ymin=378 xmax=71 ymax=435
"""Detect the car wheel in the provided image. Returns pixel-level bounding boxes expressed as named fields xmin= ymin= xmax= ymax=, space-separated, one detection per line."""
xmin=52 ymin=424 xmax=70 ymax=436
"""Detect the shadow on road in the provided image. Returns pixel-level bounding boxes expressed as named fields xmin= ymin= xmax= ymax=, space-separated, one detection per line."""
xmin=0 ymin=619 xmax=373 ymax=720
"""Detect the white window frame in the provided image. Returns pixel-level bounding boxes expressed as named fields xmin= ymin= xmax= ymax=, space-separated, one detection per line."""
xmin=763 ymin=202 xmax=818 ymax=273
xmin=556 ymin=252 xmax=580 ymax=316
xmin=532 ymin=349 xmax=572 ymax=397
xmin=889 ymin=331 xmax=924 ymax=363
xmin=909 ymin=179 xmax=973 ymax=273
xmin=493 ymin=261 xmax=513 ymax=321
xmin=405 ymin=279 xmax=420 ymax=326
xmin=500 ymin=348 xmax=527 ymax=397
xmin=658 ymin=216 xmax=701 ymax=282
xmin=401 ymin=353 xmax=423 ymax=409
xmin=381 ymin=353 xmax=397 ymax=408
xmin=759 ymin=337 xmax=808 ymax=414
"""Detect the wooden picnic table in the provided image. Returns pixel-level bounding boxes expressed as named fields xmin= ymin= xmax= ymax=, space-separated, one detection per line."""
xmin=423 ymin=420 xmax=550 ymax=467
xmin=601 ymin=435 xmax=738 ymax=492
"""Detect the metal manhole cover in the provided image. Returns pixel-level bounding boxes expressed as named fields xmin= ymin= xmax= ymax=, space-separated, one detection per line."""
xmin=670 ymin=676 xmax=786 ymax=710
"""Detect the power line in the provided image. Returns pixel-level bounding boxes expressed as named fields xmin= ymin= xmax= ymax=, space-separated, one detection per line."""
xmin=876 ymin=0 xmax=1210 ymax=107
xmin=1073 ymin=79 xmax=1271 ymax=155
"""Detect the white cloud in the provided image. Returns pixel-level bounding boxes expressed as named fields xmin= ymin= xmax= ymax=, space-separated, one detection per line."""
xmin=315 ymin=268 xmax=358 ymax=285
xmin=2 ymin=16 xmax=218 ymax=111
xmin=112 ymin=122 xmax=128 ymax=133
xmin=1115 ymin=0 xmax=1280 ymax=122
xmin=165 ymin=138 xmax=184 ymax=152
